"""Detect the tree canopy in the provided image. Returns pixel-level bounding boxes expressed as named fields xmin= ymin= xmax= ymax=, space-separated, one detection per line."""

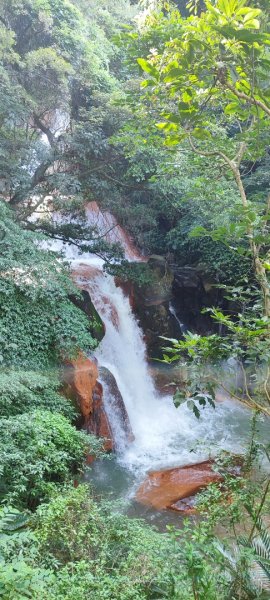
xmin=0 ymin=2 xmax=270 ymax=599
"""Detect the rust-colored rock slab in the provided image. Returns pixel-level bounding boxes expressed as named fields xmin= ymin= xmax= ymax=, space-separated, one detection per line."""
xmin=85 ymin=202 xmax=147 ymax=262
xmin=64 ymin=353 xmax=98 ymax=418
xmin=86 ymin=381 xmax=113 ymax=452
xmin=63 ymin=354 xmax=113 ymax=451
xmin=136 ymin=460 xmax=222 ymax=511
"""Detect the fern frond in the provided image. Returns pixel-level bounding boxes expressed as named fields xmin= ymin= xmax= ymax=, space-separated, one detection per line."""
xmin=252 ymin=538 xmax=270 ymax=562
xmin=0 ymin=508 xmax=30 ymax=532
xmin=260 ymin=528 xmax=270 ymax=554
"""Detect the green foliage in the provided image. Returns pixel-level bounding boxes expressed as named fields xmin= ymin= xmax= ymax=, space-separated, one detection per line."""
xmin=0 ymin=561 xmax=53 ymax=600
xmin=0 ymin=484 xmax=230 ymax=599
xmin=241 ymin=516 xmax=270 ymax=584
xmin=162 ymin=291 xmax=270 ymax=417
xmin=0 ymin=486 xmax=184 ymax=600
xmin=0 ymin=503 xmax=52 ymax=598
xmin=0 ymin=201 xmax=96 ymax=368
xmin=0 ymin=369 xmax=76 ymax=420
xmin=106 ymin=260 xmax=156 ymax=286
xmin=0 ymin=476 xmax=268 ymax=599
xmin=193 ymin=439 xmax=270 ymax=597
xmin=0 ymin=2 xmax=269 ymax=599
xmin=123 ymin=0 xmax=270 ymax=312
xmin=0 ymin=410 xmax=98 ymax=509
xmin=0 ymin=0 xmax=137 ymax=216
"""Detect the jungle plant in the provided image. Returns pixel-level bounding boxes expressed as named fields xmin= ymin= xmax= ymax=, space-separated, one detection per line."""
xmin=162 ymin=301 xmax=270 ymax=417
xmin=0 ymin=411 xmax=101 ymax=509
xmin=130 ymin=0 xmax=270 ymax=315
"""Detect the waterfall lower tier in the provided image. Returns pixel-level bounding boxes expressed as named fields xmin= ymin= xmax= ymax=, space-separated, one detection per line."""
xmin=74 ymin=261 xmax=251 ymax=477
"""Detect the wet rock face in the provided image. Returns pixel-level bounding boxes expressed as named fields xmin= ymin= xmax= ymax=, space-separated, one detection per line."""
xmin=114 ymin=277 xmax=136 ymax=311
xmin=143 ymin=256 xmax=174 ymax=306
xmin=172 ymin=267 xmax=220 ymax=334
xmin=64 ymin=353 xmax=99 ymax=419
xmin=99 ymin=367 xmax=134 ymax=445
xmin=133 ymin=255 xmax=176 ymax=358
xmin=149 ymin=363 xmax=186 ymax=396
xmin=86 ymin=380 xmax=113 ymax=452
xmin=136 ymin=460 xmax=222 ymax=513
xmin=63 ymin=357 xmax=134 ymax=453
xmin=63 ymin=354 xmax=113 ymax=451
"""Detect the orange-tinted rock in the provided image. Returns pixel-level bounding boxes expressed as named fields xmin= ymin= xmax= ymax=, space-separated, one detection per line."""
xmin=85 ymin=202 xmax=147 ymax=262
xmin=136 ymin=460 xmax=222 ymax=512
xmin=85 ymin=454 xmax=95 ymax=465
xmin=64 ymin=353 xmax=98 ymax=418
xmin=86 ymin=381 xmax=113 ymax=452
xmin=63 ymin=354 xmax=113 ymax=451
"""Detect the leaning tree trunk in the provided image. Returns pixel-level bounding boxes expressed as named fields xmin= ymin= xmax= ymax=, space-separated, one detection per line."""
xmin=254 ymin=255 xmax=270 ymax=318
xmin=233 ymin=166 xmax=270 ymax=318
xmin=189 ymin=137 xmax=270 ymax=318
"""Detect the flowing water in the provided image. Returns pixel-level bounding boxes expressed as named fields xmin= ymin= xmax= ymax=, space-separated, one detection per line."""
xmin=46 ymin=208 xmax=269 ymax=518
xmin=86 ymin=270 xmax=250 ymax=474
xmin=80 ymin=262 xmax=268 ymax=525
xmin=169 ymin=301 xmax=187 ymax=335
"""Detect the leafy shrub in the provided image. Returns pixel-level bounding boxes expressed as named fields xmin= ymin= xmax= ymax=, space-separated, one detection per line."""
xmin=0 ymin=560 xmax=53 ymax=600
xmin=0 ymin=201 xmax=96 ymax=369
xmin=35 ymin=485 xmax=190 ymax=600
xmin=0 ymin=411 xmax=98 ymax=509
xmin=0 ymin=481 xmax=269 ymax=600
xmin=0 ymin=369 xmax=77 ymax=420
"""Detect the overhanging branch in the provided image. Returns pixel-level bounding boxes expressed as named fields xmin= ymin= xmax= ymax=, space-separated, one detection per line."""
xmin=225 ymin=82 xmax=270 ymax=119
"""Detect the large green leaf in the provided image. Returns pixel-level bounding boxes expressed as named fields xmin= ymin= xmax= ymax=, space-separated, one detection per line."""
xmin=137 ymin=58 xmax=159 ymax=79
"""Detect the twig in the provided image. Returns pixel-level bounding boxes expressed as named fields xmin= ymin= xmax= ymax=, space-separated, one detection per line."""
xmin=225 ymin=82 xmax=270 ymax=118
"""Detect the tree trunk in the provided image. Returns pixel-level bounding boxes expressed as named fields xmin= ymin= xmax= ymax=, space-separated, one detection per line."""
xmin=9 ymin=158 xmax=53 ymax=206
xmin=254 ymin=256 xmax=270 ymax=318
xmin=233 ymin=166 xmax=270 ymax=317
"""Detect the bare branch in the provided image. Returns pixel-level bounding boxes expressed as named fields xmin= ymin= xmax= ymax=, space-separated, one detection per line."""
xmin=225 ymin=82 xmax=270 ymax=118
xmin=233 ymin=142 xmax=247 ymax=168
xmin=9 ymin=158 xmax=52 ymax=206
xmin=33 ymin=113 xmax=56 ymax=148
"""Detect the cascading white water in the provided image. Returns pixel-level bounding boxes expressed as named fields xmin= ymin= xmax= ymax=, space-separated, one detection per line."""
xmin=45 ymin=210 xmax=255 ymax=479
xmin=75 ymin=261 xmax=250 ymax=476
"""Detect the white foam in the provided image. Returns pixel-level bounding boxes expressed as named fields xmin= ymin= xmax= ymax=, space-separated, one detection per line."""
xmin=45 ymin=212 xmax=254 ymax=478
xmin=84 ymin=270 xmax=249 ymax=475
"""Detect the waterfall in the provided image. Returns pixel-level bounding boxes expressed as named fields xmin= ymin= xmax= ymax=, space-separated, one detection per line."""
xmin=74 ymin=261 xmax=249 ymax=476
xmin=169 ymin=301 xmax=187 ymax=335
xmin=45 ymin=208 xmax=252 ymax=478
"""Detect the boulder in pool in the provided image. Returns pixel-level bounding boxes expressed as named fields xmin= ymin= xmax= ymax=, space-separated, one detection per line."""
xmin=136 ymin=460 xmax=222 ymax=513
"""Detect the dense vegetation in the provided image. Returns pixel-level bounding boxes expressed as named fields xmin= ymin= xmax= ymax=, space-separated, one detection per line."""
xmin=0 ymin=0 xmax=269 ymax=598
